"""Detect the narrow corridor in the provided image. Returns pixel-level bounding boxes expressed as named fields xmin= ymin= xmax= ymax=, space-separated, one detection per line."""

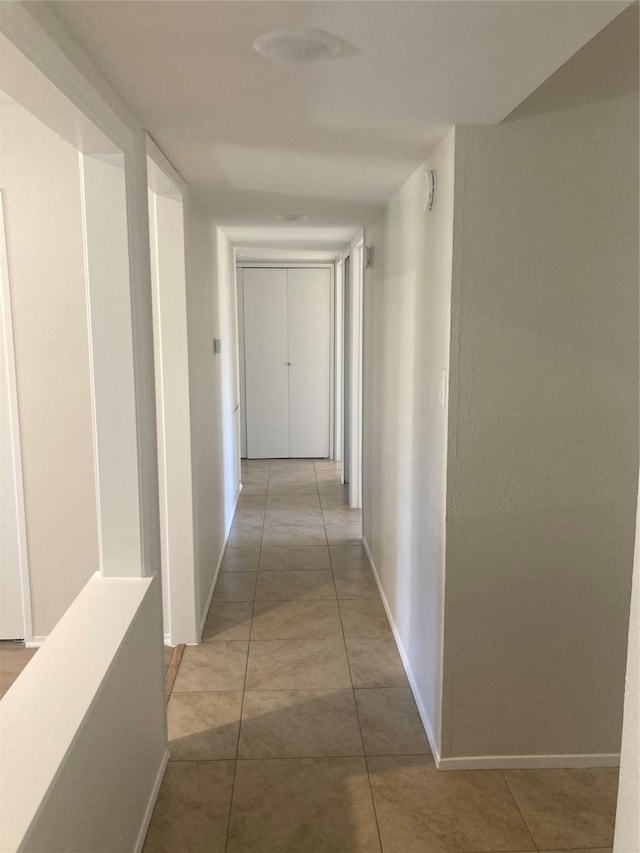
xmin=144 ymin=460 xmax=618 ymax=853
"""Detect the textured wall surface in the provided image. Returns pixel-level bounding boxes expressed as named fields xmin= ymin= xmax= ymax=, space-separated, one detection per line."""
xmin=443 ymin=90 xmax=639 ymax=758
xmin=363 ymin=129 xmax=456 ymax=753
xmin=1 ymin=100 xmax=99 ymax=637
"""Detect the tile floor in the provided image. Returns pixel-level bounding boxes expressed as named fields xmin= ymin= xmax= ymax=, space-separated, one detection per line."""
xmin=144 ymin=458 xmax=619 ymax=853
xmin=0 ymin=641 xmax=37 ymax=699
xmin=0 ymin=641 xmax=176 ymax=701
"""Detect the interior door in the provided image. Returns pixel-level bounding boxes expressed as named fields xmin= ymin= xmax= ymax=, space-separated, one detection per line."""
xmin=243 ymin=268 xmax=289 ymax=458
xmin=287 ymin=268 xmax=331 ymax=458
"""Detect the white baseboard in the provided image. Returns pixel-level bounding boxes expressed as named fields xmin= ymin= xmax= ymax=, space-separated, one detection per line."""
xmin=25 ymin=636 xmax=47 ymax=648
xmin=198 ymin=485 xmax=242 ymax=640
xmin=438 ymin=752 xmax=620 ymax=770
xmin=362 ymin=536 xmax=442 ymax=766
xmin=362 ymin=537 xmax=621 ymax=773
xmin=133 ymin=748 xmax=169 ymax=853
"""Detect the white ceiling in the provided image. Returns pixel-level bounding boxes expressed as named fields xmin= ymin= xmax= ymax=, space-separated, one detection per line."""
xmin=52 ymin=0 xmax=627 ymax=252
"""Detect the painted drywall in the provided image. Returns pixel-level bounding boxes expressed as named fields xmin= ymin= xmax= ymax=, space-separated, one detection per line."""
xmin=149 ymin=189 xmax=198 ymax=644
xmin=0 ymin=575 xmax=167 ymax=852
xmin=81 ymin=153 xmax=142 ymax=578
xmin=0 ymin=98 xmax=99 ymax=638
xmin=184 ymin=208 xmax=240 ymax=630
xmin=614 ymin=479 xmax=639 ymax=852
xmin=443 ymin=91 xmax=639 ymax=759
xmin=0 ymin=4 xmax=168 ymax=850
xmin=362 ymin=129 xmax=456 ymax=754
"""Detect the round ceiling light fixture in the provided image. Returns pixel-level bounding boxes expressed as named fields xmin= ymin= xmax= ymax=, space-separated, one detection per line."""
xmin=253 ymin=29 xmax=342 ymax=64
xmin=276 ymin=214 xmax=309 ymax=223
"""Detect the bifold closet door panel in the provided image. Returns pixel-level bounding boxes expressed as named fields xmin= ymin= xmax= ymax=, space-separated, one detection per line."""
xmin=287 ymin=268 xmax=331 ymax=458
xmin=243 ymin=268 xmax=289 ymax=458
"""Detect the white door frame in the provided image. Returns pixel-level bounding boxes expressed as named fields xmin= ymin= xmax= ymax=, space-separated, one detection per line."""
xmin=146 ymin=135 xmax=198 ymax=646
xmin=341 ymin=234 xmax=364 ymax=508
xmin=236 ymin=262 xmax=336 ymax=460
xmin=0 ymin=192 xmax=33 ymax=643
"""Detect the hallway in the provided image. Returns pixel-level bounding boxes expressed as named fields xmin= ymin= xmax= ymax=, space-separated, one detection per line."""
xmin=144 ymin=460 xmax=619 ymax=853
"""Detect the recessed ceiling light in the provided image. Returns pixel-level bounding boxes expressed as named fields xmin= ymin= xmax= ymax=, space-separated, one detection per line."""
xmin=277 ymin=214 xmax=309 ymax=223
xmin=253 ymin=29 xmax=342 ymax=65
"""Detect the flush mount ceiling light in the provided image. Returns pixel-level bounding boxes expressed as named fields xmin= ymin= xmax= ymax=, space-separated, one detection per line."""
xmin=253 ymin=29 xmax=342 ymax=64
xmin=276 ymin=214 xmax=309 ymax=223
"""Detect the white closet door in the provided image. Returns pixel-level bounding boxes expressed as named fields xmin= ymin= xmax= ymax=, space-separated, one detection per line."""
xmin=287 ymin=268 xmax=331 ymax=458
xmin=243 ymin=268 xmax=289 ymax=458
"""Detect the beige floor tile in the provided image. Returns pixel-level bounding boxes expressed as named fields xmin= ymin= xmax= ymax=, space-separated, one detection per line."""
xmin=227 ymin=757 xmax=381 ymax=852
xmin=241 ymin=470 xmax=270 ymax=484
xmin=324 ymin=512 xmax=363 ymax=545
xmin=326 ymin=527 xmax=363 ymax=546
xmin=0 ymin=646 xmax=38 ymax=695
xmin=239 ymin=482 xmax=268 ymax=496
xmin=333 ymin=569 xmax=380 ymax=599
xmin=246 ymin=639 xmax=352 ymax=689
xmin=259 ymin=545 xmax=331 ymax=572
xmin=330 ymin=545 xmax=371 ymax=572
xmin=323 ymin=508 xmax=363 ymax=524
xmin=317 ymin=481 xmax=350 ymax=496
xmin=346 ymin=639 xmax=409 ymax=688
xmin=314 ymin=460 xmax=340 ymax=471
xmin=221 ymin=547 xmax=260 ymax=572
xmin=238 ymin=689 xmax=363 ymax=758
xmin=232 ymin=508 xmax=265 ymax=527
xmin=227 ymin=526 xmax=263 ymax=547
xmin=255 ymin=570 xmax=336 ymax=601
xmin=270 ymin=459 xmax=315 ymax=470
xmin=268 ymin=481 xmax=319 ymax=495
xmin=268 ymin=471 xmax=317 ymax=485
xmin=369 ymin=755 xmax=536 ymax=853
xmin=264 ymin=507 xmax=324 ymax=527
xmin=261 ymin=524 xmax=327 ymax=547
xmin=504 ymin=767 xmax=619 ymax=850
xmin=251 ymin=600 xmax=343 ymax=639
xmin=320 ymin=492 xmax=351 ymax=509
xmin=316 ymin=468 xmax=341 ymax=481
xmin=202 ymin=602 xmax=253 ymax=642
xmin=339 ymin=599 xmax=392 ymax=638
xmin=168 ymin=691 xmax=243 ymax=760
xmin=355 ymin=688 xmax=430 ymax=755
xmin=267 ymin=494 xmax=321 ymax=510
xmin=213 ymin=572 xmax=257 ymax=602
xmin=242 ymin=461 xmax=270 ymax=473
xmin=173 ymin=641 xmax=248 ymax=692
xmin=237 ymin=494 xmax=267 ymax=509
xmin=143 ymin=761 xmax=235 ymax=853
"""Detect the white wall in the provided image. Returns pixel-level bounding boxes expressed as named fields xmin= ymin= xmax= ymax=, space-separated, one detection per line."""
xmin=362 ymin=129 xmax=456 ymax=755
xmin=443 ymin=90 xmax=638 ymax=760
xmin=614 ymin=480 xmax=639 ymax=852
xmin=184 ymin=211 xmax=240 ymax=632
xmin=149 ymin=187 xmax=197 ymax=644
xmin=81 ymin=153 xmax=142 ymax=579
xmin=0 ymin=98 xmax=99 ymax=639
xmin=0 ymin=4 xmax=166 ymax=849
xmin=0 ymin=575 xmax=167 ymax=853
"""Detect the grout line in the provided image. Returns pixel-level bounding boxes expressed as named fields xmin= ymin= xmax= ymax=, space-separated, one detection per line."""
xmin=223 ymin=540 xmax=258 ymax=853
xmin=501 ymin=770 xmax=540 ymax=852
